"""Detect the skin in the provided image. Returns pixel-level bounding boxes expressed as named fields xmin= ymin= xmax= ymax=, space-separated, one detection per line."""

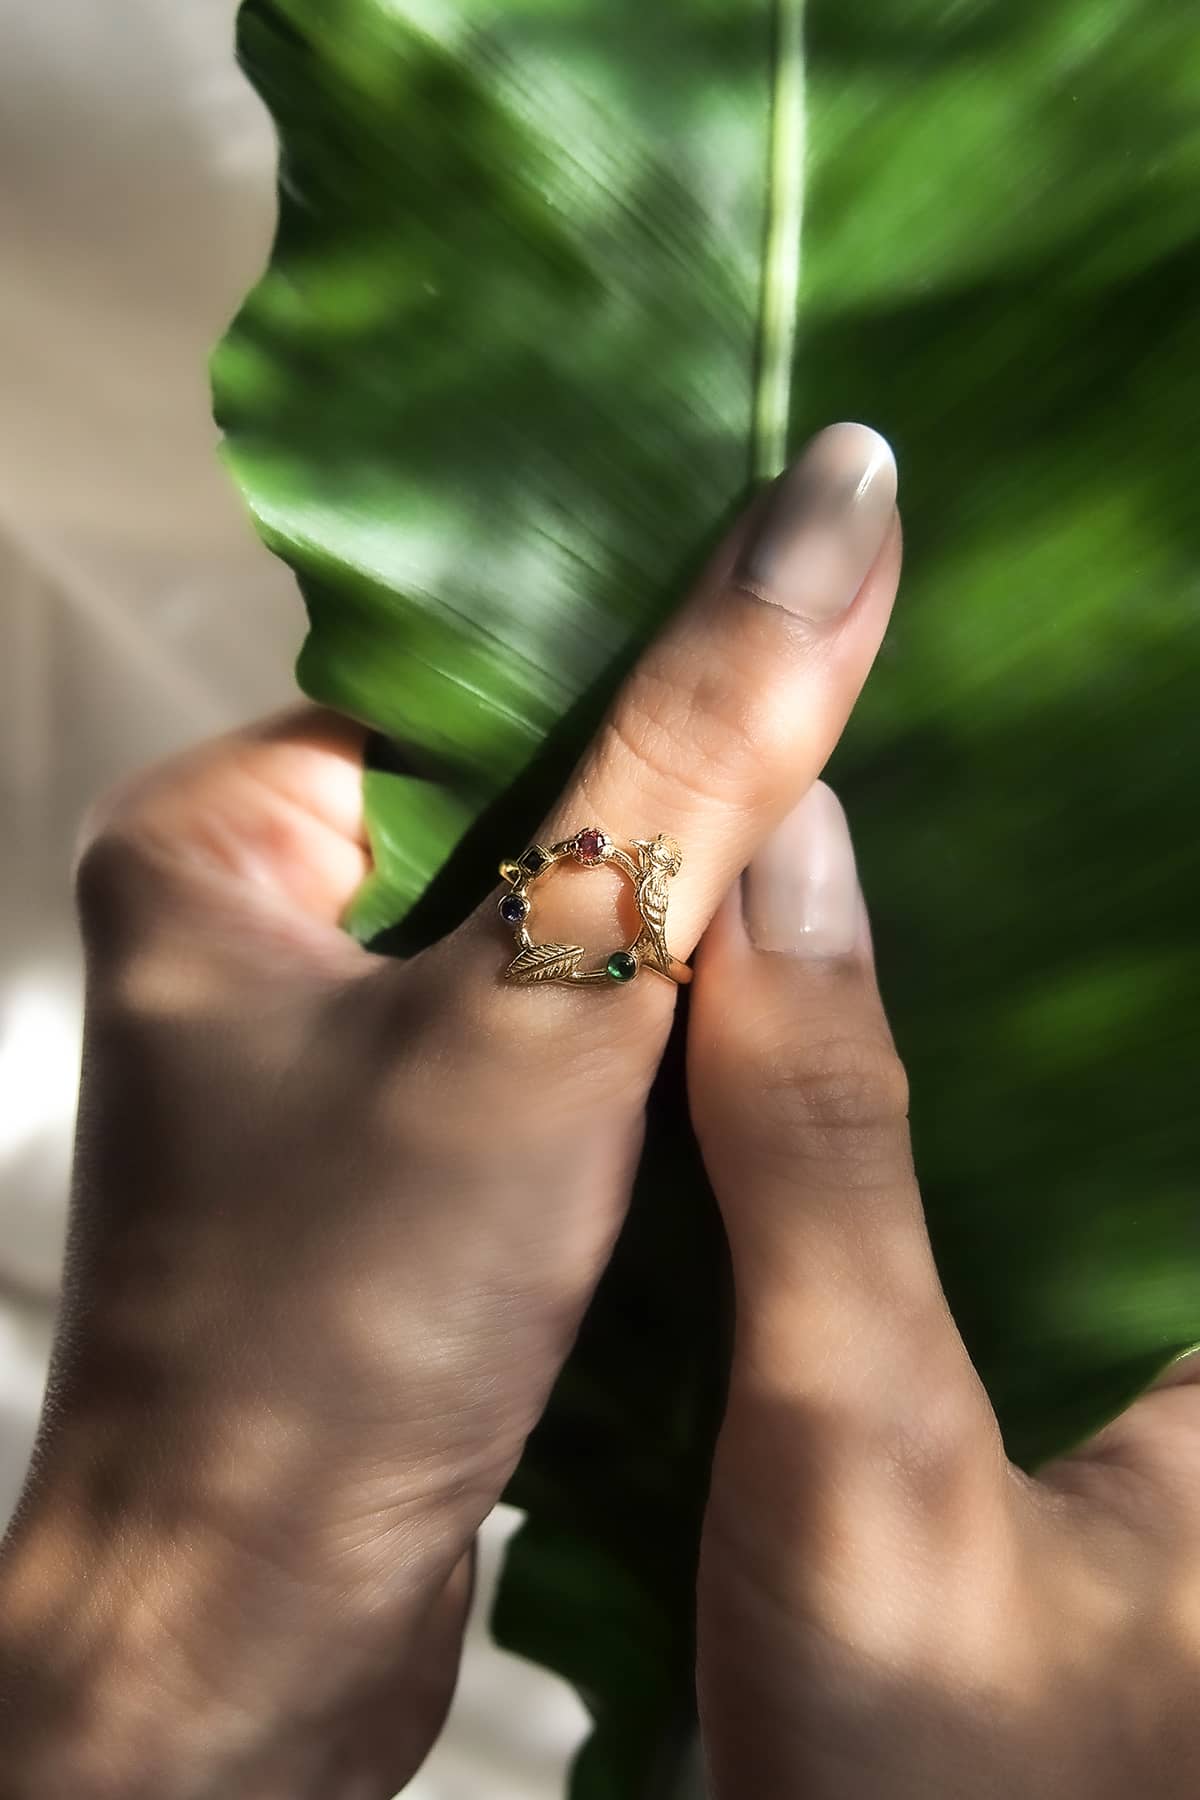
xmin=4 ymin=428 xmax=1192 ymax=1797
xmin=690 ymin=822 xmax=1200 ymax=1799
xmin=0 ymin=433 xmax=902 ymax=1798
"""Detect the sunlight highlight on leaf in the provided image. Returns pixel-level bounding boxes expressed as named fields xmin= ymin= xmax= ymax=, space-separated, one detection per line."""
xmin=214 ymin=0 xmax=1200 ymax=1789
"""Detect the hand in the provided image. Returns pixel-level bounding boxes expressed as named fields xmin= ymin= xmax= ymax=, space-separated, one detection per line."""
xmin=0 ymin=423 xmax=899 ymax=1800
xmin=690 ymin=782 xmax=1200 ymax=1798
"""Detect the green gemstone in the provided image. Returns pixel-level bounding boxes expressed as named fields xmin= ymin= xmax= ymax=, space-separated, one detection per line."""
xmin=606 ymin=950 xmax=639 ymax=984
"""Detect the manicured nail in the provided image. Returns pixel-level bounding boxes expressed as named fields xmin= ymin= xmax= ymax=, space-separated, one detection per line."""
xmin=735 ymin=422 xmax=897 ymax=622
xmin=742 ymin=783 xmax=860 ymax=957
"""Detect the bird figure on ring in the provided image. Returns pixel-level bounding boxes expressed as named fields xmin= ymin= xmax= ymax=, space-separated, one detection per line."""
xmin=631 ymin=834 xmax=683 ymax=972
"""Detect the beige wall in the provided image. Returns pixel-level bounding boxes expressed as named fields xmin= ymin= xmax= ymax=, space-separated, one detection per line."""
xmin=0 ymin=2 xmax=583 ymax=1788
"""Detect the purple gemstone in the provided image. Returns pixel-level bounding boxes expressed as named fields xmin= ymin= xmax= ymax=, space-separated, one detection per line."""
xmin=499 ymin=893 xmax=529 ymax=926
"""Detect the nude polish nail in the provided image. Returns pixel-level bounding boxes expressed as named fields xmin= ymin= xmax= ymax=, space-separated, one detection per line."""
xmin=742 ymin=783 xmax=861 ymax=957
xmin=734 ymin=422 xmax=897 ymax=623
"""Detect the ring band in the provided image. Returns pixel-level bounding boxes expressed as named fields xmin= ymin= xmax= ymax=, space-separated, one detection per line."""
xmin=497 ymin=828 xmax=691 ymax=987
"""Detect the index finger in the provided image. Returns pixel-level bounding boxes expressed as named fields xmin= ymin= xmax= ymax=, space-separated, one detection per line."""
xmin=455 ymin=421 xmax=900 ymax=1009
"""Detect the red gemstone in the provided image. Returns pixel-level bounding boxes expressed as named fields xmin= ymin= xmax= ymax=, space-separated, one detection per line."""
xmin=574 ymin=828 xmax=608 ymax=865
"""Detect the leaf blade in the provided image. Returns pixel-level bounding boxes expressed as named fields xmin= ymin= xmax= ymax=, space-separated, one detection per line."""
xmin=213 ymin=0 xmax=1200 ymax=1791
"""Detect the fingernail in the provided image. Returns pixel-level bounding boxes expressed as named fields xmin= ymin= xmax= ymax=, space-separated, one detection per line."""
xmin=734 ymin=422 xmax=897 ymax=623
xmin=742 ymin=783 xmax=860 ymax=957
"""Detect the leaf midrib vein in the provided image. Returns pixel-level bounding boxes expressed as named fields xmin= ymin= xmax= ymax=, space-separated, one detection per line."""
xmin=753 ymin=0 xmax=806 ymax=480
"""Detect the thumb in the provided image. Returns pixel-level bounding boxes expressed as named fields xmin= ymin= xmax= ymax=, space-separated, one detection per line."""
xmin=689 ymin=785 xmax=1003 ymax=1517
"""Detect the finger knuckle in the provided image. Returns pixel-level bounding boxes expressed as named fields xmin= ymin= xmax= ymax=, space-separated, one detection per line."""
xmin=603 ymin=652 xmax=788 ymax=809
xmin=73 ymin=825 xmax=148 ymax=950
xmin=72 ymin=760 xmax=196 ymax=964
xmin=72 ymin=756 xmax=174 ymax=910
xmin=720 ymin=1353 xmax=1005 ymax=1585
xmin=863 ymin=1352 xmax=1002 ymax=1503
xmin=749 ymin=1028 xmax=911 ymax=1141
xmin=687 ymin=655 xmax=793 ymax=787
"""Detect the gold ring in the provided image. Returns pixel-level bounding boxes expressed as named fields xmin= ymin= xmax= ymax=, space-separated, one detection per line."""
xmin=497 ymin=828 xmax=692 ymax=987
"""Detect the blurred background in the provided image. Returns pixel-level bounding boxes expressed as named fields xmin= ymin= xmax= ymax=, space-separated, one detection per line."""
xmin=0 ymin=0 xmax=583 ymax=1789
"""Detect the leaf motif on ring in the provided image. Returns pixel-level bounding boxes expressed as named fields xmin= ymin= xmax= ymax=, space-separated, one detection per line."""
xmin=504 ymin=942 xmax=586 ymax=983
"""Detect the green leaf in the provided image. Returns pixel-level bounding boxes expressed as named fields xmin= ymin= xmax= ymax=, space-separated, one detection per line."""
xmin=214 ymin=0 xmax=772 ymax=943
xmin=214 ymin=7 xmax=765 ymax=1787
xmin=346 ymin=764 xmax=477 ymax=941
xmin=214 ymin=0 xmax=1200 ymax=1791
xmin=798 ymin=0 xmax=1200 ymax=1468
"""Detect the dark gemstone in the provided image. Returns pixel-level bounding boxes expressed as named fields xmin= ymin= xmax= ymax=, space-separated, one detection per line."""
xmin=519 ymin=844 xmax=552 ymax=876
xmin=499 ymin=893 xmax=529 ymax=926
xmin=606 ymin=950 xmax=639 ymax=984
